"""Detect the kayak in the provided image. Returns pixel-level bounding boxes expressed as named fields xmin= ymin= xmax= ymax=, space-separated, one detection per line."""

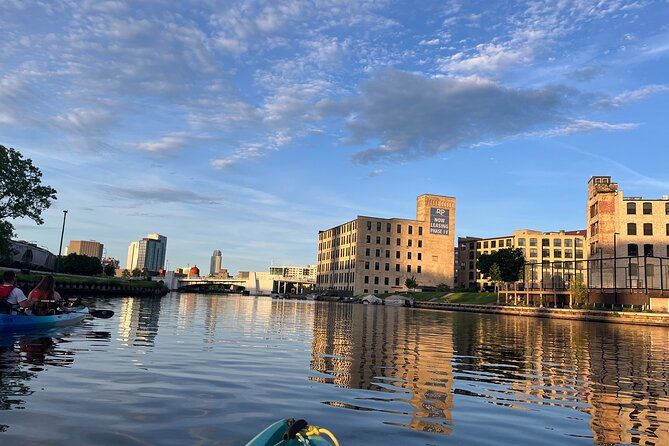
xmin=0 ymin=307 xmax=89 ymax=331
xmin=245 ymin=419 xmax=339 ymax=446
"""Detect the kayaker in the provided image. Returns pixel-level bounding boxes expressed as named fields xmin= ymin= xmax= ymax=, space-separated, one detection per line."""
xmin=0 ymin=270 xmax=31 ymax=313
xmin=28 ymin=275 xmax=67 ymax=315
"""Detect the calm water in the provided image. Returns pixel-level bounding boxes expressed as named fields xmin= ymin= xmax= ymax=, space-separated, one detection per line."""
xmin=1 ymin=294 xmax=668 ymax=445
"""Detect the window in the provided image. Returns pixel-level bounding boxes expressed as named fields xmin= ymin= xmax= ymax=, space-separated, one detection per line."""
xmin=666 ymin=223 xmax=669 ymax=236
xmin=476 ymin=242 xmax=481 ymax=249
xmin=666 ymin=202 xmax=669 ymax=215
xmin=377 ymin=222 xmax=382 ymax=231
xmin=627 ymin=244 xmax=638 ymax=256
xmin=575 ymin=238 xmax=583 ymax=247
xmin=530 ymin=238 xmax=537 ymax=247
xmin=506 ymin=239 xmax=512 ymax=247
xmin=530 ymin=248 xmax=537 ymax=257
xmin=408 ymin=225 xmax=413 ymax=235
xmin=364 ymin=289 xmax=368 ymax=294
xmin=554 ymin=239 xmax=562 ymax=247
xmin=667 ymin=244 xmax=669 ymax=257
xmin=407 ymin=265 xmax=411 ymax=272
xmin=385 ymin=263 xmax=389 ymax=271
xmin=554 ymin=250 xmax=562 ymax=258
xmin=491 ymin=240 xmax=497 ymax=248
xmin=417 ymin=266 xmax=421 ymax=273
xmin=386 ymin=237 xmax=390 ymax=245
xmin=417 ymin=253 xmax=422 ymax=260
xmin=575 ymin=249 xmax=583 ymax=259
xmin=395 ymin=264 xmax=400 ymax=272
xmin=367 ymin=221 xmax=372 ymax=230
xmin=542 ymin=249 xmax=550 ymax=257
xmin=644 ymin=244 xmax=654 ymax=256
xmin=396 ymin=251 xmax=400 ymax=259
xmin=590 ymin=202 xmax=598 ymax=217
xmin=644 ymin=223 xmax=653 ymax=236
xmin=374 ymin=262 xmax=379 ymax=270
xmin=418 ymin=227 xmax=423 ymax=235
xmin=643 ymin=202 xmax=653 ymax=215
xmin=385 ymin=250 xmax=390 ymax=258
xmin=395 ymin=277 xmax=400 ymax=286
xmin=364 ymin=261 xmax=369 ymax=269
xmin=375 ymin=249 xmax=380 ymax=257
xmin=407 ymin=252 xmax=412 ymax=259
xmin=366 ymin=235 xmax=371 ymax=243
xmin=628 ymin=223 xmax=637 ymax=235
xmin=542 ymin=238 xmax=550 ymax=247
xmin=518 ymin=238 xmax=526 ymax=246
xmin=396 ymin=224 xmax=401 ymax=233
xmin=469 ymin=251 xmax=474 ymax=259
xmin=408 ymin=240 xmax=413 ymax=247
xmin=384 ymin=277 xmax=389 ymax=285
xmin=374 ymin=277 xmax=379 ymax=284
xmin=469 ymin=261 xmax=474 ymax=269
xmin=564 ymin=249 xmax=573 ymax=258
xmin=364 ymin=276 xmax=369 ymax=284
xmin=365 ymin=248 xmax=370 ymax=256
xmin=564 ymin=239 xmax=572 ymax=247
xmin=418 ymin=240 xmax=422 ymax=248
xmin=483 ymin=241 xmax=489 ymax=248
xmin=396 ymin=238 xmax=400 ymax=246
xmin=386 ymin=223 xmax=391 ymax=232
xmin=376 ymin=236 xmax=381 ymax=244
xmin=627 ymin=202 xmax=636 ymax=215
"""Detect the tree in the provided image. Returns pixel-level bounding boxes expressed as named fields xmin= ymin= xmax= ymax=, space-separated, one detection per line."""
xmin=131 ymin=268 xmax=141 ymax=278
xmin=570 ymin=276 xmax=588 ymax=308
xmin=405 ymin=276 xmax=418 ymax=292
xmin=103 ymin=263 xmax=116 ymax=277
xmin=58 ymin=253 xmax=103 ymax=276
xmin=0 ymin=146 xmax=57 ymax=264
xmin=477 ymin=248 xmax=525 ymax=285
xmin=489 ymin=263 xmax=502 ymax=297
xmin=121 ymin=269 xmax=131 ymax=278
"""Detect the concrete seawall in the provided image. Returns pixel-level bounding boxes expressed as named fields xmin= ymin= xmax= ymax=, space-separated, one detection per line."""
xmin=414 ymin=301 xmax=669 ymax=327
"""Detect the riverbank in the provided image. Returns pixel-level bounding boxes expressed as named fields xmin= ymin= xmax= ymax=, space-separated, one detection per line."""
xmin=371 ymin=291 xmax=498 ymax=304
xmin=415 ymin=301 xmax=669 ymax=327
xmin=1 ymin=268 xmax=168 ymax=297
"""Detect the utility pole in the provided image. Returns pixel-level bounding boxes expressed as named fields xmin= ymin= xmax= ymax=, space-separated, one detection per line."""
xmin=56 ymin=210 xmax=68 ymax=272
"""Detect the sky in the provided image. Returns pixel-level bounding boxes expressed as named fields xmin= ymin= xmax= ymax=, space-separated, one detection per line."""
xmin=1 ymin=0 xmax=669 ymax=273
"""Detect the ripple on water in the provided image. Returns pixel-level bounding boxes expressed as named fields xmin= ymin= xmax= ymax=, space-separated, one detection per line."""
xmin=1 ymin=295 xmax=669 ymax=445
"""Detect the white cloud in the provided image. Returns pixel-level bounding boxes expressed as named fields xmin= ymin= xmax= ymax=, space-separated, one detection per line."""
xmin=135 ymin=133 xmax=189 ymax=154
xmin=526 ymin=120 xmax=639 ymax=138
xmin=602 ymin=84 xmax=669 ymax=107
xmin=419 ymin=38 xmax=440 ymax=46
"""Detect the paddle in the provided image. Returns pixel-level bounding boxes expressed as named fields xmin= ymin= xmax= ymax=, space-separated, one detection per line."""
xmin=87 ymin=309 xmax=115 ymax=319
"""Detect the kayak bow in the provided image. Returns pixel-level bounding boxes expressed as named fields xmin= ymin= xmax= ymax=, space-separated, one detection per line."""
xmin=0 ymin=307 xmax=89 ymax=331
xmin=245 ymin=419 xmax=339 ymax=446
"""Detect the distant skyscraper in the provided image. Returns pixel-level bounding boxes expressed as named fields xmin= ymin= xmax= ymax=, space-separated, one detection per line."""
xmin=67 ymin=240 xmax=104 ymax=259
xmin=137 ymin=233 xmax=167 ymax=273
xmin=126 ymin=241 xmax=140 ymax=270
xmin=210 ymin=250 xmax=222 ymax=276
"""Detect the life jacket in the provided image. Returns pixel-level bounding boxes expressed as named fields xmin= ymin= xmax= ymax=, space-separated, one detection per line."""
xmin=29 ymin=289 xmax=53 ymax=301
xmin=0 ymin=285 xmax=15 ymax=300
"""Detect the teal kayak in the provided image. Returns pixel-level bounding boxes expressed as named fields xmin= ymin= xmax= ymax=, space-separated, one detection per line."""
xmin=245 ymin=419 xmax=338 ymax=446
xmin=0 ymin=307 xmax=89 ymax=331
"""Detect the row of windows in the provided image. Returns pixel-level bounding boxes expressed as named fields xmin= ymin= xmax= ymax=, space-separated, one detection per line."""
xmin=366 ymin=221 xmax=424 ymax=235
xmin=319 ymin=221 xmax=357 ymax=240
xmin=626 ymin=223 xmax=669 ymax=236
xmin=364 ymin=249 xmax=423 ymax=260
xmin=364 ymin=276 xmax=415 ymax=286
xmin=317 ymin=245 xmax=357 ymax=262
xmin=317 ymin=272 xmax=355 ymax=284
xmin=476 ymin=239 xmax=512 ymax=249
xmin=318 ymin=232 xmax=357 ymax=251
xmin=364 ymin=235 xmax=423 ymax=248
xmin=626 ymin=201 xmax=669 ymax=215
xmin=627 ymin=244 xmax=669 ymax=257
xmin=364 ymin=262 xmax=422 ymax=273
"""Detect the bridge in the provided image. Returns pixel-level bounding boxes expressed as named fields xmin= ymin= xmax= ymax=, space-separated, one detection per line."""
xmin=161 ymin=271 xmax=315 ymax=295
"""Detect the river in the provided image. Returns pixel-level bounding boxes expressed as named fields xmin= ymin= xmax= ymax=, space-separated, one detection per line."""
xmin=1 ymin=293 xmax=668 ymax=445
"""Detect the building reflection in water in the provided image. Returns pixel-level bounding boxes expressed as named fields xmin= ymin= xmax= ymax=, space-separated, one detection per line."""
xmin=117 ymin=296 xmax=162 ymax=347
xmin=310 ymin=303 xmax=669 ymax=444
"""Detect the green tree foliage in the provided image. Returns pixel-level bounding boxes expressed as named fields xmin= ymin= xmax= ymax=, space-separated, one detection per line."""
xmin=58 ymin=253 xmax=103 ymax=276
xmin=103 ymin=263 xmax=116 ymax=277
xmin=477 ymin=248 xmax=525 ymax=284
xmin=121 ymin=269 xmax=131 ymax=278
xmin=405 ymin=276 xmax=418 ymax=291
xmin=570 ymin=276 xmax=589 ymax=307
xmin=0 ymin=146 xmax=57 ymax=264
xmin=131 ymin=268 xmax=141 ymax=278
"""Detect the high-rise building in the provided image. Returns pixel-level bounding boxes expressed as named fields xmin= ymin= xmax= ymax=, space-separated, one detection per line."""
xmin=126 ymin=241 xmax=140 ymax=270
xmin=317 ymin=194 xmax=456 ymax=295
xmin=136 ymin=233 xmax=167 ymax=273
xmin=210 ymin=250 xmax=222 ymax=276
xmin=67 ymin=240 xmax=104 ymax=259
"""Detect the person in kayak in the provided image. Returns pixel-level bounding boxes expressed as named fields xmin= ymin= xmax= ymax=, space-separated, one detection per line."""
xmin=28 ymin=275 xmax=68 ymax=315
xmin=0 ymin=270 xmax=31 ymax=313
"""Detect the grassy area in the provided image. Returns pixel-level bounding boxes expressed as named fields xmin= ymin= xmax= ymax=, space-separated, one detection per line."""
xmin=443 ymin=292 xmax=498 ymax=305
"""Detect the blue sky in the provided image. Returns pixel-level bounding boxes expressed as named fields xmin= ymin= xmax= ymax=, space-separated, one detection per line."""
xmin=1 ymin=0 xmax=669 ymax=272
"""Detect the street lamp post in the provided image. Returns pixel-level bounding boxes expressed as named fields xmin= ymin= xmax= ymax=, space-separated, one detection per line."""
xmin=613 ymin=232 xmax=619 ymax=305
xmin=56 ymin=210 xmax=68 ymax=272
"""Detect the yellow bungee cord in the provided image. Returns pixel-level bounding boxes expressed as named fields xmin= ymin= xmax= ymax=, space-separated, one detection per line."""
xmin=295 ymin=425 xmax=340 ymax=446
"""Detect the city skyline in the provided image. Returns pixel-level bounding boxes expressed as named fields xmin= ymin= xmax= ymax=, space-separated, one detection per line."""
xmin=2 ymin=1 xmax=669 ymax=273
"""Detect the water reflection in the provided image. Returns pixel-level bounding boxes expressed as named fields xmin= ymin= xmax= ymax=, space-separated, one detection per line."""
xmin=117 ymin=296 xmax=162 ymax=347
xmin=311 ymin=303 xmax=669 ymax=444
